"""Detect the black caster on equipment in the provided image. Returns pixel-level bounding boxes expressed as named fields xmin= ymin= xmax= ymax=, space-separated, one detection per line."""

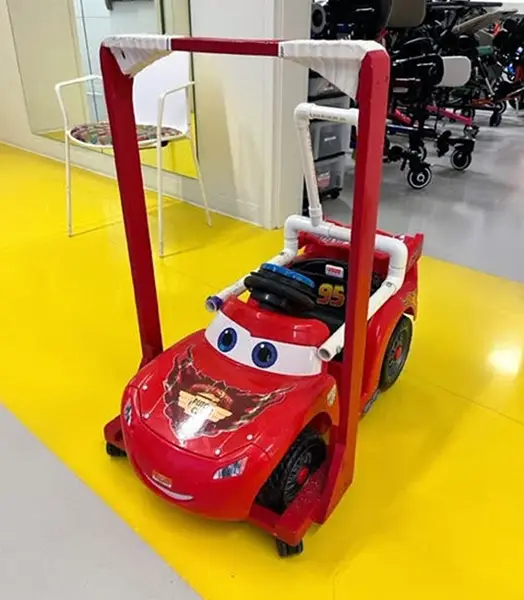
xmin=106 ymin=442 xmax=127 ymax=457
xmin=489 ymin=112 xmax=502 ymax=127
xmin=450 ymin=149 xmax=472 ymax=171
xmin=416 ymin=145 xmax=428 ymax=161
xmin=276 ymin=539 xmax=304 ymax=558
xmin=463 ymin=124 xmax=479 ymax=138
xmin=494 ymin=100 xmax=507 ymax=115
xmin=407 ymin=166 xmax=432 ymax=190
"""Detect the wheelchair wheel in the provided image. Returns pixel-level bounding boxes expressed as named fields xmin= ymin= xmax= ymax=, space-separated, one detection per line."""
xmin=450 ymin=149 xmax=472 ymax=172
xmin=407 ymin=167 xmax=432 ymax=190
xmin=416 ymin=145 xmax=428 ymax=161
xmin=494 ymin=100 xmax=507 ymax=115
xmin=489 ymin=111 xmax=502 ymax=127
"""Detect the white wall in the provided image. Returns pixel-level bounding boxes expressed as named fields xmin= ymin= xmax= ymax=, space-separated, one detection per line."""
xmin=191 ymin=0 xmax=310 ymax=227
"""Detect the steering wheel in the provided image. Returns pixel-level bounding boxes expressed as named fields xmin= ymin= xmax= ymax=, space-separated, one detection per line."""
xmin=244 ymin=263 xmax=317 ymax=315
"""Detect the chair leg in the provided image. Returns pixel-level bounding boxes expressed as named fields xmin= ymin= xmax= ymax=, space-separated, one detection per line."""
xmin=157 ymin=140 xmax=165 ymax=258
xmin=65 ymin=136 xmax=73 ymax=236
xmin=189 ymin=135 xmax=212 ymax=227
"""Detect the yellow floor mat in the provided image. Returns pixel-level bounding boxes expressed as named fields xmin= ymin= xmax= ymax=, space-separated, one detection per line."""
xmin=1 ymin=142 xmax=524 ymax=599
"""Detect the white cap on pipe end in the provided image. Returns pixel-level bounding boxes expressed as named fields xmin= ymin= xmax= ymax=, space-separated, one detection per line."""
xmin=317 ymin=346 xmax=339 ymax=362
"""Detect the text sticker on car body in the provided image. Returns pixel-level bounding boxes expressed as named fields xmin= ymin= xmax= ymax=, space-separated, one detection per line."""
xmin=325 ymin=264 xmax=344 ymax=279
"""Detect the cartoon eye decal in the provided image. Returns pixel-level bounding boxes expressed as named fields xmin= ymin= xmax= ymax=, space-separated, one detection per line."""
xmin=217 ymin=327 xmax=238 ymax=353
xmin=251 ymin=342 xmax=278 ymax=369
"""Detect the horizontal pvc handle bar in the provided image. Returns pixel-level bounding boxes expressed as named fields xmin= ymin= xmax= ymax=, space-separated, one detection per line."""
xmin=295 ymin=103 xmax=359 ymax=127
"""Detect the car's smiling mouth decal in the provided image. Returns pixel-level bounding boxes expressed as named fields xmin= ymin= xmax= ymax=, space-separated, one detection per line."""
xmin=163 ymin=347 xmax=292 ymax=441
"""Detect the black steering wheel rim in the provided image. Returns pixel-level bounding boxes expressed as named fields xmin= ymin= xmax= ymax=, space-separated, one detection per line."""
xmin=244 ymin=264 xmax=317 ymax=315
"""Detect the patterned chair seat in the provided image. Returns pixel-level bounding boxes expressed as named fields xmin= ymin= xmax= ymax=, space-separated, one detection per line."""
xmin=69 ymin=122 xmax=182 ymax=147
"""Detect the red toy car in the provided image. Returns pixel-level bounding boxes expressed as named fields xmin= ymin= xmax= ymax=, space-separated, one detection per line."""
xmin=110 ymin=225 xmax=422 ymax=555
xmin=99 ymin=34 xmax=418 ymax=557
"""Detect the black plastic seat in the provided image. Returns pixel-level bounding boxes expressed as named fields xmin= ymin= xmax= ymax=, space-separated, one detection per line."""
xmin=290 ymin=258 xmax=384 ymax=334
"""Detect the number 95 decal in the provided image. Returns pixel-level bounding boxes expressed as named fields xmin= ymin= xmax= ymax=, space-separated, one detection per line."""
xmin=317 ymin=283 xmax=345 ymax=307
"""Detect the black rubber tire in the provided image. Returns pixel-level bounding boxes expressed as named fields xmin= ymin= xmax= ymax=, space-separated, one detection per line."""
xmin=379 ymin=316 xmax=413 ymax=391
xmin=276 ymin=539 xmax=304 ymax=558
xmin=489 ymin=112 xmax=502 ymax=127
xmin=106 ymin=442 xmax=127 ymax=457
xmin=258 ymin=428 xmax=326 ymax=514
xmin=416 ymin=145 xmax=428 ymax=161
xmin=407 ymin=167 xmax=432 ymax=190
xmin=450 ymin=150 xmax=472 ymax=172
xmin=494 ymin=100 xmax=507 ymax=115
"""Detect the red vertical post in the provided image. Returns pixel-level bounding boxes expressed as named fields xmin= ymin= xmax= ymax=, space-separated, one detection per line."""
xmin=100 ymin=46 xmax=163 ymax=365
xmin=319 ymin=50 xmax=390 ymax=520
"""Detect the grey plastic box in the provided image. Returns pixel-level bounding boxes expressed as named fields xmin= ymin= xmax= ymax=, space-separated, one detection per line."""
xmin=314 ymin=154 xmax=346 ymax=194
xmin=310 ymin=120 xmax=351 ymax=160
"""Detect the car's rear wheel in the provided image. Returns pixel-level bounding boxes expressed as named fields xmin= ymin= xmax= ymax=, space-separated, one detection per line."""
xmin=379 ymin=315 xmax=413 ymax=391
xmin=106 ymin=442 xmax=127 ymax=457
xmin=276 ymin=539 xmax=304 ymax=558
xmin=257 ymin=427 xmax=326 ymax=514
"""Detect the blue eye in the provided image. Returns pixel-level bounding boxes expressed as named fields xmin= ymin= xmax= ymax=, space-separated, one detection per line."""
xmin=252 ymin=342 xmax=278 ymax=369
xmin=217 ymin=328 xmax=237 ymax=353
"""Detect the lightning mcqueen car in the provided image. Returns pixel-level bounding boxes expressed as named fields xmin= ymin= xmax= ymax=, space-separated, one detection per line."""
xmin=113 ymin=228 xmax=422 ymax=532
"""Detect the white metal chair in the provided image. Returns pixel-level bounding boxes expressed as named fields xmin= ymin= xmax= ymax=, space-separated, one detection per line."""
xmin=54 ymin=52 xmax=211 ymax=257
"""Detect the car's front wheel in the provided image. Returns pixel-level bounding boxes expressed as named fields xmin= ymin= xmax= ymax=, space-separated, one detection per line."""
xmin=257 ymin=427 xmax=326 ymax=514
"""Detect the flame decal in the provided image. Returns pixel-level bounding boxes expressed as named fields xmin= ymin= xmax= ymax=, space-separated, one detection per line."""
xmin=163 ymin=347 xmax=292 ymax=440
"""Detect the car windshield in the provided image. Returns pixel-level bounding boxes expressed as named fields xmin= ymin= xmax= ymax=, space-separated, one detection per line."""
xmin=205 ymin=311 xmax=323 ymax=377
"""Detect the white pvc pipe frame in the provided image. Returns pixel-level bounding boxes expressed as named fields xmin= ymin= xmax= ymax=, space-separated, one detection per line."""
xmin=206 ymin=103 xmax=408 ymax=362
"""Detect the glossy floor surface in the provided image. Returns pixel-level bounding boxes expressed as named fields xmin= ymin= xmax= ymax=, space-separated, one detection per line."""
xmin=1 ymin=124 xmax=524 ymax=600
xmin=328 ymin=111 xmax=524 ymax=282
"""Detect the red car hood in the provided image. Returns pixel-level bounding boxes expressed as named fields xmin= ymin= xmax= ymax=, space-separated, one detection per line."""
xmin=128 ymin=331 xmax=327 ymax=459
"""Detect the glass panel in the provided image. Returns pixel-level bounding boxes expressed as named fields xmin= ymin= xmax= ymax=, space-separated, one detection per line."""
xmin=6 ymin=0 xmax=196 ymax=178
xmin=73 ymin=0 xmax=159 ymax=122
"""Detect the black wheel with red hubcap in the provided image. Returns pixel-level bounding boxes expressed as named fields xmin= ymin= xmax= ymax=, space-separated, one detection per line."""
xmin=257 ymin=428 xmax=326 ymax=515
xmin=379 ymin=315 xmax=413 ymax=391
